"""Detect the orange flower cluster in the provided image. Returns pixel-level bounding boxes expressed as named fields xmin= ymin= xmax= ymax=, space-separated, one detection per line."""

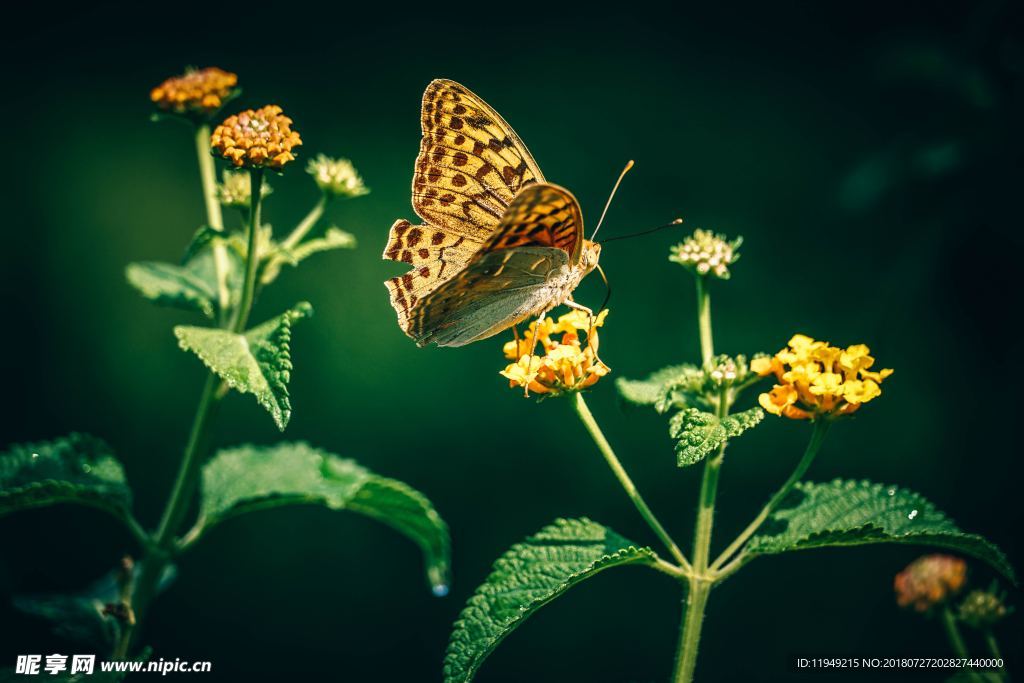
xmin=894 ymin=554 xmax=967 ymax=612
xmin=500 ymin=311 xmax=610 ymax=397
xmin=752 ymin=334 xmax=893 ymax=420
xmin=150 ymin=67 xmax=238 ymax=117
xmin=211 ymin=105 xmax=302 ymax=170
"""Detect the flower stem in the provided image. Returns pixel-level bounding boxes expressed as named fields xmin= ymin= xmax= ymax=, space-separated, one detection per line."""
xmin=280 ymin=193 xmax=327 ymax=252
xmin=231 ymin=169 xmax=264 ymax=333
xmin=710 ymin=419 xmax=831 ymax=572
xmin=673 ymin=578 xmax=711 ymax=683
xmin=695 ymin=276 xmax=713 ymax=366
xmin=572 ymin=393 xmax=690 ymax=571
xmin=194 ymin=124 xmax=231 ymax=325
xmin=124 ymin=166 xmax=267 ymax=656
xmin=942 ymin=605 xmax=970 ymax=658
xmin=983 ymin=630 xmax=1008 ymax=682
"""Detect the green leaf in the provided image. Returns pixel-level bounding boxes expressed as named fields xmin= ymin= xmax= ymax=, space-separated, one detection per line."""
xmin=181 ymin=225 xmax=220 ymax=264
xmin=443 ymin=518 xmax=658 ymax=683
xmin=668 ymin=407 xmax=764 ymax=466
xmin=125 ymin=261 xmax=216 ymax=318
xmin=197 ymin=442 xmax=450 ymax=593
xmin=615 ymin=364 xmax=702 ymax=412
xmin=0 ymin=434 xmax=132 ymax=523
xmin=747 ymin=479 xmax=1015 ymax=583
xmin=175 ymin=302 xmax=312 ymax=430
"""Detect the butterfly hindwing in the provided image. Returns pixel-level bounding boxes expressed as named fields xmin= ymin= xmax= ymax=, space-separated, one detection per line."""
xmin=481 ymin=182 xmax=585 ymax=263
xmin=414 ymin=79 xmax=545 ymax=236
xmin=411 ymin=246 xmax=570 ymax=347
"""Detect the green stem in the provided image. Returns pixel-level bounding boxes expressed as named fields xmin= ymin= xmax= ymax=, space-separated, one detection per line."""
xmin=695 ymin=277 xmax=713 ymax=366
xmin=280 ymin=194 xmax=327 ymax=252
xmin=673 ymin=579 xmax=711 ymax=683
xmin=572 ymin=393 xmax=690 ymax=572
xmin=984 ymin=630 xmax=1007 ymax=682
xmin=231 ymin=169 xmax=264 ymax=333
xmin=942 ymin=606 xmax=971 ymax=658
xmin=710 ymin=419 xmax=831 ymax=571
xmin=194 ymin=124 xmax=231 ymax=324
xmin=125 ymin=166 xmax=266 ymax=655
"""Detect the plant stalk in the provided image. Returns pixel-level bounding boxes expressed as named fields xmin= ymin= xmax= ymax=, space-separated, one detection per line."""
xmin=194 ymin=124 xmax=231 ymax=324
xmin=231 ymin=169 xmax=264 ymax=333
xmin=710 ymin=419 xmax=831 ymax=571
xmin=695 ymin=277 xmax=713 ymax=366
xmin=572 ymin=393 xmax=690 ymax=571
xmin=673 ymin=578 xmax=711 ymax=683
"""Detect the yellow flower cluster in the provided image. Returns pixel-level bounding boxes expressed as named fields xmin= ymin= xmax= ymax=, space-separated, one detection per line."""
xmin=500 ymin=310 xmax=610 ymax=397
xmin=307 ymin=154 xmax=369 ymax=197
xmin=894 ymin=554 xmax=967 ymax=612
xmin=150 ymin=67 xmax=238 ymax=117
xmin=211 ymin=105 xmax=302 ymax=170
xmin=752 ymin=334 xmax=893 ymax=420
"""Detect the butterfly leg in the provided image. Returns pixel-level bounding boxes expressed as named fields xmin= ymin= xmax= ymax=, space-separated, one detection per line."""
xmin=523 ymin=310 xmax=548 ymax=396
xmin=564 ymin=300 xmax=604 ymax=366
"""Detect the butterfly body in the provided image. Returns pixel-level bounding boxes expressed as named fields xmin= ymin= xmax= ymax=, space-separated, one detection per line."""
xmin=384 ymin=79 xmax=598 ymax=347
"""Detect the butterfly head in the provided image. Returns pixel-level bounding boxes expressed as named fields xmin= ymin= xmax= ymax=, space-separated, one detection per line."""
xmin=580 ymin=239 xmax=602 ymax=273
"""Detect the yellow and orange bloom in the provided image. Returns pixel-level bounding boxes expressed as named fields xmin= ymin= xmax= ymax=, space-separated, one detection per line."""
xmin=500 ymin=310 xmax=610 ymax=397
xmin=753 ymin=335 xmax=892 ymax=420
xmin=894 ymin=554 xmax=967 ymax=612
xmin=211 ymin=105 xmax=302 ymax=170
xmin=150 ymin=67 xmax=239 ymax=117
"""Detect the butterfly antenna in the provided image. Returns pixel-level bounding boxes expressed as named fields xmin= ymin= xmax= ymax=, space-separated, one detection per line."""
xmin=602 ymin=218 xmax=684 ymax=243
xmin=596 ymin=263 xmax=612 ymax=315
xmin=590 ymin=160 xmax=634 ymax=241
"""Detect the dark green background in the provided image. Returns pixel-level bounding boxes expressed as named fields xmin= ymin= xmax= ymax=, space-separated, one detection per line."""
xmin=2 ymin=2 xmax=1021 ymax=680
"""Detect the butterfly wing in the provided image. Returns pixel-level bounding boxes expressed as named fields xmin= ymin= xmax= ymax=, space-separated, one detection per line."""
xmin=408 ymin=183 xmax=586 ymax=347
xmin=385 ymin=79 xmax=548 ymax=337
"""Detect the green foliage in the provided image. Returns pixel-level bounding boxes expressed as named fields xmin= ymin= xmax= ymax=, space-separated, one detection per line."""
xmin=175 ymin=302 xmax=312 ymax=430
xmin=262 ymin=227 xmax=357 ymax=284
xmin=196 ymin=442 xmax=450 ymax=592
xmin=13 ymin=571 xmax=122 ymax=647
xmin=669 ymin=407 xmax=764 ymax=466
xmin=616 ymin=364 xmax=704 ymax=412
xmin=125 ymin=261 xmax=217 ymax=318
xmin=0 ymin=434 xmax=133 ymax=526
xmin=747 ymin=479 xmax=1015 ymax=582
xmin=443 ymin=518 xmax=658 ymax=683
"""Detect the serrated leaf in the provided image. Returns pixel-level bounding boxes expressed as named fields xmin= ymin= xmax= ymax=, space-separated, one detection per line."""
xmin=747 ymin=479 xmax=1015 ymax=582
xmin=197 ymin=442 xmax=450 ymax=593
xmin=125 ymin=261 xmax=216 ymax=318
xmin=668 ymin=407 xmax=764 ymax=466
xmin=175 ymin=302 xmax=312 ymax=430
xmin=615 ymin=364 xmax=702 ymax=412
xmin=443 ymin=518 xmax=657 ymax=683
xmin=0 ymin=434 xmax=132 ymax=522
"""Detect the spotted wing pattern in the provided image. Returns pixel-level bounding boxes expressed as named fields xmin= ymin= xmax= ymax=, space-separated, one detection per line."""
xmin=407 ymin=183 xmax=585 ymax=346
xmin=413 ymin=79 xmax=544 ymax=234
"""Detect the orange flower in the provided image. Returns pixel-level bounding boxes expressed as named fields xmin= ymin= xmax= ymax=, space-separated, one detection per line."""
xmin=150 ymin=67 xmax=238 ymax=117
xmin=500 ymin=311 xmax=610 ymax=397
xmin=894 ymin=554 xmax=967 ymax=612
xmin=755 ymin=335 xmax=893 ymax=420
xmin=211 ymin=105 xmax=302 ymax=170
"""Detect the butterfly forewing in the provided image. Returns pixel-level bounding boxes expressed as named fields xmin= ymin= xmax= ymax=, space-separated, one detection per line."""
xmin=414 ymin=79 xmax=545 ymax=234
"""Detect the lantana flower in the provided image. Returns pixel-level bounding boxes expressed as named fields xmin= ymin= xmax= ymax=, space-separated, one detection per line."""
xmin=500 ymin=310 xmax=610 ymax=397
xmin=670 ymin=229 xmax=742 ymax=279
xmin=958 ymin=588 xmax=1011 ymax=628
xmin=307 ymin=154 xmax=370 ymax=198
xmin=211 ymin=105 xmax=302 ymax=170
xmin=150 ymin=67 xmax=239 ymax=118
xmin=894 ymin=554 xmax=967 ymax=612
xmin=752 ymin=334 xmax=893 ymax=420
xmin=216 ymin=170 xmax=272 ymax=208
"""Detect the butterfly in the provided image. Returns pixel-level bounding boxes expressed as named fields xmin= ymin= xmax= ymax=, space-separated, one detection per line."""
xmin=383 ymin=79 xmax=604 ymax=348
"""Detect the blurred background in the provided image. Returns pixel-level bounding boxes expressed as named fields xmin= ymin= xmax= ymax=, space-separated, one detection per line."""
xmin=1 ymin=1 xmax=1021 ymax=680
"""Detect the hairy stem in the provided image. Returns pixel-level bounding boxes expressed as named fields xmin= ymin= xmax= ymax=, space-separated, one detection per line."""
xmin=673 ymin=578 xmax=711 ymax=683
xmin=942 ymin=606 xmax=970 ymax=658
xmin=572 ymin=393 xmax=690 ymax=571
xmin=194 ymin=124 xmax=231 ymax=324
xmin=710 ymin=419 xmax=830 ymax=571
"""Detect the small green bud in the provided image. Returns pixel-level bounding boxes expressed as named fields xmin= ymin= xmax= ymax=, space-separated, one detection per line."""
xmin=670 ymin=229 xmax=742 ymax=279
xmin=306 ymin=154 xmax=369 ymax=198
